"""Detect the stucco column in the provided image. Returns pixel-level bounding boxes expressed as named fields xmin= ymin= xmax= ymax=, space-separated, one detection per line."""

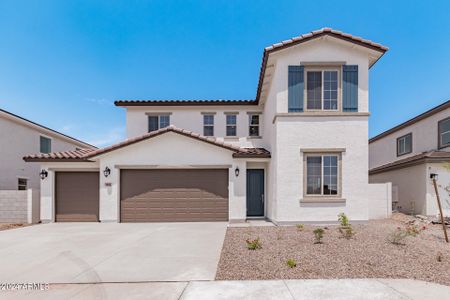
xmin=40 ymin=167 xmax=54 ymax=223
xmin=229 ymin=159 xmax=247 ymax=222
xmin=99 ymin=161 xmax=119 ymax=222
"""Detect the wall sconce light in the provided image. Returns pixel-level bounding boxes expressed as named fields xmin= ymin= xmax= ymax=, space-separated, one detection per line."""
xmin=235 ymin=167 xmax=240 ymax=177
xmin=430 ymin=173 xmax=439 ymax=180
xmin=103 ymin=167 xmax=111 ymax=178
xmin=39 ymin=169 xmax=48 ymax=180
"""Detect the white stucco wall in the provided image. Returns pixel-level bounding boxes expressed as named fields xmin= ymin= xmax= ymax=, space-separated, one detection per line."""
xmin=125 ymin=106 xmax=267 ymax=149
xmin=426 ymin=163 xmax=450 ymax=216
xmin=369 ymin=108 xmax=450 ymax=169
xmin=368 ymin=182 xmax=392 ymax=219
xmin=369 ymin=164 xmax=427 ymax=215
xmin=273 ymin=117 xmax=369 ymax=223
xmin=0 ymin=116 xmax=92 ymax=190
xmin=97 ymin=132 xmax=247 ymax=222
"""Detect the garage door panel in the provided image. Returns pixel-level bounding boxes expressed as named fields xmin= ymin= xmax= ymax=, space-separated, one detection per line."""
xmin=120 ymin=169 xmax=228 ymax=222
xmin=56 ymin=172 xmax=99 ymax=222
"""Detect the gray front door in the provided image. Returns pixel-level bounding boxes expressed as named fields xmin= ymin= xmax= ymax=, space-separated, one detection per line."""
xmin=246 ymin=169 xmax=264 ymax=217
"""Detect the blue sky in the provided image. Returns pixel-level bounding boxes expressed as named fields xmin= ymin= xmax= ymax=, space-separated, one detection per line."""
xmin=0 ymin=0 xmax=449 ymax=147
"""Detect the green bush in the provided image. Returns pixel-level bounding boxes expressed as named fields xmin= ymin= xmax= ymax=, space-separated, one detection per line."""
xmin=296 ymin=224 xmax=304 ymax=230
xmin=338 ymin=213 xmax=349 ymax=227
xmin=246 ymin=238 xmax=262 ymax=250
xmin=286 ymin=259 xmax=297 ymax=268
xmin=313 ymin=228 xmax=324 ymax=244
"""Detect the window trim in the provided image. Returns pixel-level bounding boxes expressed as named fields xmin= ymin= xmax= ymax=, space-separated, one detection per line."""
xmin=248 ymin=113 xmax=261 ymax=137
xmin=304 ymin=67 xmax=341 ymax=112
xmin=147 ymin=114 xmax=170 ymax=132
xmin=18 ymin=178 xmax=27 ymax=191
xmin=40 ymin=135 xmax=52 ymax=154
xmin=438 ymin=117 xmax=450 ymax=149
xmin=225 ymin=114 xmax=237 ymax=137
xmin=396 ymin=133 xmax=413 ymax=157
xmin=303 ymin=152 xmax=342 ymax=199
xmin=203 ymin=114 xmax=215 ymax=136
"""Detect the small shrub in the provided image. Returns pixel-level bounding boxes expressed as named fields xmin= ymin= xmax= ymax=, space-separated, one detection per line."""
xmin=339 ymin=226 xmax=354 ymax=239
xmin=286 ymin=259 xmax=297 ymax=268
xmin=296 ymin=224 xmax=304 ymax=230
xmin=313 ymin=228 xmax=324 ymax=244
xmin=338 ymin=213 xmax=350 ymax=227
xmin=405 ymin=224 xmax=420 ymax=236
xmin=246 ymin=238 xmax=262 ymax=250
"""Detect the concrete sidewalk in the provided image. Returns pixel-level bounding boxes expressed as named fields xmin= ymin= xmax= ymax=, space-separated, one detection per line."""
xmin=2 ymin=279 xmax=449 ymax=299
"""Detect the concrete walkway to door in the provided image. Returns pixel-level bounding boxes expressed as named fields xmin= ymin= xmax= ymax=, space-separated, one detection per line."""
xmin=0 ymin=222 xmax=227 ymax=283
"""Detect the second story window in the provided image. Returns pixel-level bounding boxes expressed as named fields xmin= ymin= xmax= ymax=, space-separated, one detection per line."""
xmin=40 ymin=136 xmax=51 ymax=153
xmin=18 ymin=178 xmax=27 ymax=191
xmin=249 ymin=114 xmax=260 ymax=137
xmin=203 ymin=114 xmax=214 ymax=136
xmin=306 ymin=70 xmax=338 ymax=110
xmin=148 ymin=115 xmax=170 ymax=132
xmin=226 ymin=114 xmax=237 ymax=137
xmin=397 ymin=133 xmax=412 ymax=156
xmin=438 ymin=117 xmax=450 ymax=149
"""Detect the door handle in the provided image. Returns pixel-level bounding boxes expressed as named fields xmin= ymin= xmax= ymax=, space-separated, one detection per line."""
xmin=261 ymin=194 xmax=264 ymax=203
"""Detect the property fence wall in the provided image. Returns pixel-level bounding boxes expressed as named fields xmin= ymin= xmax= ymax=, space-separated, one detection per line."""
xmin=0 ymin=189 xmax=40 ymax=223
xmin=368 ymin=182 xmax=392 ymax=219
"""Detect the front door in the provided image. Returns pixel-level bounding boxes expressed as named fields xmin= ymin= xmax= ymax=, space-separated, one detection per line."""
xmin=246 ymin=169 xmax=264 ymax=217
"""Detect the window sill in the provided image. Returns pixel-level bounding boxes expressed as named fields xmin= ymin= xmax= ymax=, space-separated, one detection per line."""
xmin=248 ymin=136 xmax=262 ymax=139
xmin=300 ymin=197 xmax=346 ymax=204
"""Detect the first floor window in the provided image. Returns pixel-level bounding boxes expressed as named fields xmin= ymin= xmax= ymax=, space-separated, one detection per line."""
xmin=306 ymin=154 xmax=338 ymax=196
xmin=249 ymin=114 xmax=260 ymax=137
xmin=438 ymin=117 xmax=450 ymax=148
xmin=203 ymin=114 xmax=214 ymax=136
xmin=40 ymin=136 xmax=51 ymax=153
xmin=397 ymin=133 xmax=412 ymax=156
xmin=148 ymin=115 xmax=170 ymax=132
xmin=226 ymin=114 xmax=237 ymax=136
xmin=306 ymin=70 xmax=338 ymax=110
xmin=18 ymin=178 xmax=27 ymax=190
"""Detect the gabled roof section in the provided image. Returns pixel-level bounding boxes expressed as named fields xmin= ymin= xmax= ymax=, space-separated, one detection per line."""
xmin=115 ymin=28 xmax=388 ymax=107
xmin=369 ymin=151 xmax=450 ymax=174
xmin=0 ymin=108 xmax=96 ymax=149
xmin=24 ymin=125 xmax=271 ymax=161
xmin=370 ymin=100 xmax=450 ymax=143
xmin=115 ymin=99 xmax=257 ymax=106
xmin=256 ymin=28 xmax=388 ymax=103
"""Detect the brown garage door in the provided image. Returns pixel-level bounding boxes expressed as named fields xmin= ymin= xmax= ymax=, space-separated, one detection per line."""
xmin=55 ymin=172 xmax=99 ymax=222
xmin=120 ymin=169 xmax=228 ymax=222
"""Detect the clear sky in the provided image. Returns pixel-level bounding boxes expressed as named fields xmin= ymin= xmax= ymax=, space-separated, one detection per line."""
xmin=0 ymin=0 xmax=449 ymax=147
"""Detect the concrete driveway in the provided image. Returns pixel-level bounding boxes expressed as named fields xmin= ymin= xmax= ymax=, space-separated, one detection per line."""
xmin=0 ymin=222 xmax=227 ymax=283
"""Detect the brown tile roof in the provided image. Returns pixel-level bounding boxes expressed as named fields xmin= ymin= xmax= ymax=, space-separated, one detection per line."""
xmin=256 ymin=28 xmax=388 ymax=103
xmin=369 ymin=151 xmax=450 ymax=175
xmin=23 ymin=126 xmax=271 ymax=162
xmin=115 ymin=28 xmax=387 ymax=107
xmin=369 ymin=100 xmax=450 ymax=143
xmin=23 ymin=149 xmax=96 ymax=162
xmin=115 ymin=99 xmax=258 ymax=106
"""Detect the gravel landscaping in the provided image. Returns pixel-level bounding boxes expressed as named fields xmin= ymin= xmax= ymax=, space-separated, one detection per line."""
xmin=0 ymin=223 xmax=27 ymax=231
xmin=216 ymin=213 xmax=450 ymax=286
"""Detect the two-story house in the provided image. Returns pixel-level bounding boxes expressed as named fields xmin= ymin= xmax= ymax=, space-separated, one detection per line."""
xmin=0 ymin=108 xmax=95 ymax=191
xmin=369 ymin=100 xmax=450 ymax=216
xmin=24 ymin=28 xmax=390 ymax=224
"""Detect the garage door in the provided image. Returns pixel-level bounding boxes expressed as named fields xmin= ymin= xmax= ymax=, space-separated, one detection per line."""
xmin=55 ymin=172 xmax=100 ymax=222
xmin=120 ymin=169 xmax=228 ymax=222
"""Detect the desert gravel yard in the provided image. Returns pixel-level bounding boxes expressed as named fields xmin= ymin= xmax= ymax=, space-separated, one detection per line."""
xmin=0 ymin=223 xmax=27 ymax=231
xmin=216 ymin=213 xmax=450 ymax=286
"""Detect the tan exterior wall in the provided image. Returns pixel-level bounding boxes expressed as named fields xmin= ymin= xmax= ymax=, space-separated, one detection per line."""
xmin=369 ymin=107 xmax=450 ymax=169
xmin=0 ymin=116 xmax=91 ymax=190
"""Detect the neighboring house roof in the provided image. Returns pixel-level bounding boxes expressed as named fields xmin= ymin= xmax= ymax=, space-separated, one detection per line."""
xmin=115 ymin=99 xmax=257 ymax=106
xmin=0 ymin=108 xmax=97 ymax=149
xmin=369 ymin=150 xmax=450 ymax=175
xmin=369 ymin=100 xmax=450 ymax=143
xmin=23 ymin=125 xmax=271 ymax=162
xmin=115 ymin=28 xmax=388 ymax=107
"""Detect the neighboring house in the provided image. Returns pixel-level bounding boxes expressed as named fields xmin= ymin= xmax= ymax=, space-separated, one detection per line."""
xmin=0 ymin=108 xmax=96 ymax=191
xmin=369 ymin=100 xmax=450 ymax=216
xmin=24 ymin=28 xmax=391 ymax=224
